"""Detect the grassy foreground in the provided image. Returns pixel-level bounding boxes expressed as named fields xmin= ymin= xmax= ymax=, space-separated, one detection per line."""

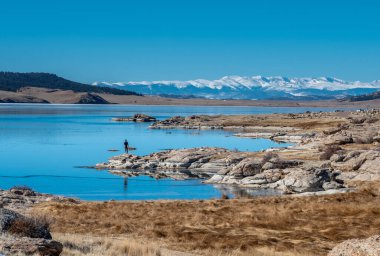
xmin=33 ymin=183 xmax=380 ymax=256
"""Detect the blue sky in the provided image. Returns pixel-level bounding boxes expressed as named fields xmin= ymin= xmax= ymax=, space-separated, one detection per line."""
xmin=0 ymin=0 xmax=379 ymax=83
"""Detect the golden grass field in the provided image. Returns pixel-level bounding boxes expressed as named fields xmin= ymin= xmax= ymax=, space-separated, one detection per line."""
xmin=32 ymin=183 xmax=380 ymax=256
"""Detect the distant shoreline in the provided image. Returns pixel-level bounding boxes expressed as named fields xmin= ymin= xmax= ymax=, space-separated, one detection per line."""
xmin=2 ymin=87 xmax=380 ymax=108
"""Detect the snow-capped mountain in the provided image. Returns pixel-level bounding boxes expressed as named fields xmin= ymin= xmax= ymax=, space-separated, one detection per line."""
xmin=93 ymin=76 xmax=380 ymax=100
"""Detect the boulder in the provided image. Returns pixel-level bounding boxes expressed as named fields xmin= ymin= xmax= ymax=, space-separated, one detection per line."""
xmin=275 ymin=168 xmax=333 ymax=193
xmin=322 ymin=181 xmax=344 ymax=190
xmin=0 ymin=236 xmax=62 ymax=256
xmin=228 ymin=158 xmax=262 ymax=177
xmin=331 ymin=150 xmax=380 ymax=173
xmin=325 ymin=134 xmax=353 ymax=145
xmin=240 ymin=169 xmax=282 ymax=185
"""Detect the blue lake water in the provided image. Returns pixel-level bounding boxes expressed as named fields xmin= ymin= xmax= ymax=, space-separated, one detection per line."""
xmin=0 ymin=104 xmax=351 ymax=200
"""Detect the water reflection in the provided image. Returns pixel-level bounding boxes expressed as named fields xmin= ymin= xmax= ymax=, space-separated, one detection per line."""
xmin=214 ymin=184 xmax=281 ymax=198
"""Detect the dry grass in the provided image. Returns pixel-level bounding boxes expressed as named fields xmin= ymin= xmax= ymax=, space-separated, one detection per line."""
xmin=52 ymin=233 xmax=305 ymax=256
xmin=8 ymin=214 xmax=51 ymax=239
xmin=33 ymin=184 xmax=380 ymax=256
xmin=53 ymin=233 xmax=162 ymax=256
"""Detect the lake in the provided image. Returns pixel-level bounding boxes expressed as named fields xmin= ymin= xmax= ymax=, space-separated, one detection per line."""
xmin=0 ymin=104 xmax=350 ymax=200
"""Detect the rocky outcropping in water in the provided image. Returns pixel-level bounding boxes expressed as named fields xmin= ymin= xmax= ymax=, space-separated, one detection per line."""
xmin=112 ymin=113 xmax=157 ymax=122
xmin=96 ymin=147 xmax=345 ymax=194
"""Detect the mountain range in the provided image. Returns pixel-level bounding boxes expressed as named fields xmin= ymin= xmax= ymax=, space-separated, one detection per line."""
xmin=93 ymin=76 xmax=380 ymax=100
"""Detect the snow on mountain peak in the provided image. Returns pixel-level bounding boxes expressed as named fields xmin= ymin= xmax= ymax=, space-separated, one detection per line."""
xmin=93 ymin=75 xmax=380 ymax=100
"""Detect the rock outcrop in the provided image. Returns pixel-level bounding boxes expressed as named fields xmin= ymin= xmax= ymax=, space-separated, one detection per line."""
xmin=0 ymin=186 xmax=77 ymax=211
xmin=0 ymin=235 xmax=63 ymax=256
xmin=328 ymin=235 xmax=380 ymax=256
xmin=0 ymin=206 xmax=62 ymax=256
xmin=150 ymin=115 xmax=223 ymax=130
xmin=96 ymin=147 xmax=344 ymax=194
xmin=112 ymin=114 xmax=157 ymax=122
xmin=96 ymin=147 xmax=231 ymax=179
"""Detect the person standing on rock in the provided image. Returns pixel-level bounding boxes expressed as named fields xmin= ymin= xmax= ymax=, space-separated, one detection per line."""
xmin=124 ymin=139 xmax=129 ymax=153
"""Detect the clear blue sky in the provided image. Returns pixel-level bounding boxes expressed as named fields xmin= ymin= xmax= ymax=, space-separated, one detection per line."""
xmin=0 ymin=0 xmax=379 ymax=83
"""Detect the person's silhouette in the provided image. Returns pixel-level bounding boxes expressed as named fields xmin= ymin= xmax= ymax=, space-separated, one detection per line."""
xmin=124 ymin=139 xmax=129 ymax=153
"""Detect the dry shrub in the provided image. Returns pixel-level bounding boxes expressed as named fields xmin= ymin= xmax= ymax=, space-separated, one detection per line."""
xmin=319 ymin=145 xmax=342 ymax=160
xmin=8 ymin=214 xmax=51 ymax=239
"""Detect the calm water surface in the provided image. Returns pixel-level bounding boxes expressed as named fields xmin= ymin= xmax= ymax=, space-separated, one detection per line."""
xmin=0 ymin=104 xmax=349 ymax=200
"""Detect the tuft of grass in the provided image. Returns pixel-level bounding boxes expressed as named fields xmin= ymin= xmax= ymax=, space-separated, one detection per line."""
xmin=53 ymin=233 xmax=162 ymax=256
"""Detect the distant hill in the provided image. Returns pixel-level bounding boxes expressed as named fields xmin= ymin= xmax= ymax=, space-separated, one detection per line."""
xmin=0 ymin=72 xmax=140 ymax=96
xmin=349 ymin=91 xmax=380 ymax=101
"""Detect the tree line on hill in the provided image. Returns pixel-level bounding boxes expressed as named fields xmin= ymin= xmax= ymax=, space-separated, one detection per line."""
xmin=0 ymin=72 xmax=140 ymax=96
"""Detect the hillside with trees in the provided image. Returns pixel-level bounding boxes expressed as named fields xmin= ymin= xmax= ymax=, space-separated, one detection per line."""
xmin=0 ymin=72 xmax=139 ymax=96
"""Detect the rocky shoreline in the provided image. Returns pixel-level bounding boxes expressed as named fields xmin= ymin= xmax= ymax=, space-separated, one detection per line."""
xmin=97 ymin=109 xmax=380 ymax=195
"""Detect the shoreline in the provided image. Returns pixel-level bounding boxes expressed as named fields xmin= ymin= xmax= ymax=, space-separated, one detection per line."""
xmin=3 ymin=87 xmax=380 ymax=107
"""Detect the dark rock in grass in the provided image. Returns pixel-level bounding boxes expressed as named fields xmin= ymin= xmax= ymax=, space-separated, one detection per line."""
xmin=0 ymin=236 xmax=63 ymax=256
